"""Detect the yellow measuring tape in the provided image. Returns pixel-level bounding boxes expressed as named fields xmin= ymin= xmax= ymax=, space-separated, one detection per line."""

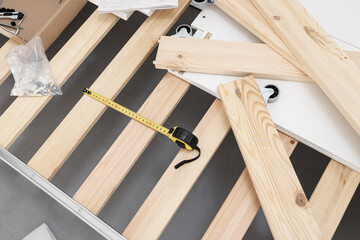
xmin=83 ymin=88 xmax=201 ymax=169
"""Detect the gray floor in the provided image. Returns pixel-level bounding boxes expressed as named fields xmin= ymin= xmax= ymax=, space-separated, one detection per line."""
xmin=0 ymin=2 xmax=359 ymax=240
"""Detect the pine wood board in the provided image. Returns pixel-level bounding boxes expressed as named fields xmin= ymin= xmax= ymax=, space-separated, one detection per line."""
xmin=203 ymin=149 xmax=359 ymax=240
xmin=0 ymin=11 xmax=119 ymax=149
xmin=26 ymin=0 xmax=191 ymax=180
xmin=310 ymin=160 xmax=360 ymax=240
xmin=174 ymin=6 xmax=360 ymax=173
xmin=250 ymin=0 xmax=360 ymax=137
xmin=73 ymin=73 xmax=190 ymax=215
xmin=155 ymin=36 xmax=360 ymax=83
xmin=218 ymin=76 xmax=321 ymax=239
xmin=0 ymin=39 xmax=18 ymax=85
xmin=202 ymin=133 xmax=298 ymax=240
xmin=123 ymin=99 xmax=230 ymax=240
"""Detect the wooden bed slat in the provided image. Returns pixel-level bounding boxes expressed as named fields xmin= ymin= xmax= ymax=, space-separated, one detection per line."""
xmin=0 ymin=39 xmax=18 ymax=85
xmin=203 ymin=133 xmax=298 ymax=240
xmin=218 ymin=76 xmax=321 ymax=239
xmin=310 ymin=160 xmax=360 ymax=240
xmin=204 ymin=158 xmax=359 ymax=240
xmin=251 ymin=0 xmax=360 ymax=137
xmin=73 ymin=73 xmax=190 ymax=215
xmin=124 ymin=99 xmax=230 ymax=240
xmin=0 ymin=11 xmax=118 ymax=149
xmin=27 ymin=0 xmax=191 ymax=180
xmin=155 ymin=36 xmax=360 ymax=83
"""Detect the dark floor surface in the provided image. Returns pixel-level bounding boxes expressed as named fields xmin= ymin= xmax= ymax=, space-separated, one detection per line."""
xmin=0 ymin=2 xmax=358 ymax=240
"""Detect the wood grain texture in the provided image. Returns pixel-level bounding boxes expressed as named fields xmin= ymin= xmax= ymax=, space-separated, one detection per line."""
xmin=215 ymin=0 xmax=298 ymax=67
xmin=123 ymin=99 xmax=230 ymax=240
xmin=0 ymin=11 xmax=118 ymax=149
xmin=0 ymin=39 xmax=18 ymax=85
xmin=218 ymin=76 xmax=321 ymax=240
xmin=310 ymin=160 xmax=360 ymax=240
xmin=249 ymin=0 xmax=360 ymax=136
xmin=27 ymin=0 xmax=191 ymax=180
xmin=204 ymin=140 xmax=359 ymax=240
xmin=155 ymin=36 xmax=360 ymax=83
xmin=155 ymin=36 xmax=310 ymax=82
xmin=73 ymin=73 xmax=190 ymax=215
xmin=203 ymin=132 xmax=298 ymax=240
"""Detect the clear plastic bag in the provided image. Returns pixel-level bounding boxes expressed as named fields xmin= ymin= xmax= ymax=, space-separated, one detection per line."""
xmin=5 ymin=36 xmax=62 ymax=96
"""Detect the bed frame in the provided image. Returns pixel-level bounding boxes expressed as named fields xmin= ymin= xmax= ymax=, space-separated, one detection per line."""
xmin=0 ymin=1 xmax=359 ymax=239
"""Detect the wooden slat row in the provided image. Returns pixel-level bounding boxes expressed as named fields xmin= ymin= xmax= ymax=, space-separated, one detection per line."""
xmin=73 ymin=72 xmax=190 ymax=215
xmin=0 ymin=2 xmax=357 ymax=239
xmin=0 ymin=10 xmax=118 ymax=149
xmin=204 ymin=157 xmax=360 ymax=240
xmin=123 ymin=99 xmax=230 ymax=240
xmin=27 ymin=0 xmax=191 ymax=180
xmin=203 ymin=133 xmax=298 ymax=240
xmin=0 ymin=39 xmax=18 ymax=85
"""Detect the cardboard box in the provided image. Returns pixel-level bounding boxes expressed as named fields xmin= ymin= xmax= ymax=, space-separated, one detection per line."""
xmin=0 ymin=0 xmax=87 ymax=49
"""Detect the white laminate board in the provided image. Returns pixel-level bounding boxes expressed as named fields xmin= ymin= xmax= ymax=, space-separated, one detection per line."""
xmin=173 ymin=4 xmax=360 ymax=172
xmin=22 ymin=224 xmax=57 ymax=240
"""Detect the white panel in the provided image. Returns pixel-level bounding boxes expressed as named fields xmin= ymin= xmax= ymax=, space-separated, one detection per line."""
xmin=22 ymin=224 xmax=57 ymax=240
xmin=174 ymin=3 xmax=360 ymax=172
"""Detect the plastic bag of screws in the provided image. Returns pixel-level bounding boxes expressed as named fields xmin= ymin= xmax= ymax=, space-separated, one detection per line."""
xmin=5 ymin=36 xmax=62 ymax=96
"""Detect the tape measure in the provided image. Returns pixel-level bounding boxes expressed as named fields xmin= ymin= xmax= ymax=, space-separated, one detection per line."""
xmin=83 ymin=88 xmax=201 ymax=169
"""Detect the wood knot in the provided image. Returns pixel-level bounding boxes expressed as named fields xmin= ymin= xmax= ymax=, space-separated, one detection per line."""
xmin=273 ymin=15 xmax=281 ymax=21
xmin=235 ymin=88 xmax=241 ymax=96
xmin=178 ymin=54 xmax=183 ymax=59
xmin=290 ymin=140 xmax=295 ymax=144
xmin=296 ymin=192 xmax=307 ymax=207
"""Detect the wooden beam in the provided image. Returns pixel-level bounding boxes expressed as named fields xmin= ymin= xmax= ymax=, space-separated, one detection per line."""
xmin=0 ymin=39 xmax=18 ymax=85
xmin=0 ymin=11 xmax=119 ymax=149
xmin=155 ymin=36 xmax=360 ymax=83
xmin=204 ymin=143 xmax=359 ymax=240
xmin=73 ymin=73 xmax=190 ymax=215
xmin=27 ymin=0 xmax=191 ymax=180
xmin=230 ymin=0 xmax=360 ymax=136
xmin=155 ymin=36 xmax=310 ymax=82
xmin=310 ymin=160 xmax=360 ymax=240
xmin=203 ymin=133 xmax=298 ymax=240
xmin=218 ymin=76 xmax=321 ymax=239
xmin=215 ymin=0 xmax=299 ymax=67
xmin=123 ymin=99 xmax=230 ymax=240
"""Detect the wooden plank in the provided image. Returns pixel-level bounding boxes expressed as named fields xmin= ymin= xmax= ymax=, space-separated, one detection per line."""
xmin=204 ymin=142 xmax=360 ymax=240
xmin=215 ymin=0 xmax=299 ymax=67
xmin=218 ymin=76 xmax=321 ymax=240
xmin=27 ymin=0 xmax=191 ymax=180
xmin=155 ymin=36 xmax=360 ymax=83
xmin=203 ymin=133 xmax=298 ymax=240
xmin=0 ymin=39 xmax=18 ymax=85
xmin=0 ymin=10 xmax=119 ymax=149
xmin=248 ymin=0 xmax=360 ymax=136
xmin=123 ymin=99 xmax=230 ymax=240
xmin=310 ymin=160 xmax=360 ymax=240
xmin=73 ymin=73 xmax=190 ymax=215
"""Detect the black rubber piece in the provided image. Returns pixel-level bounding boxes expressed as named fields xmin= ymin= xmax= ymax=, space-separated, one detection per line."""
xmin=265 ymin=85 xmax=279 ymax=100
xmin=18 ymin=12 xmax=24 ymax=19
